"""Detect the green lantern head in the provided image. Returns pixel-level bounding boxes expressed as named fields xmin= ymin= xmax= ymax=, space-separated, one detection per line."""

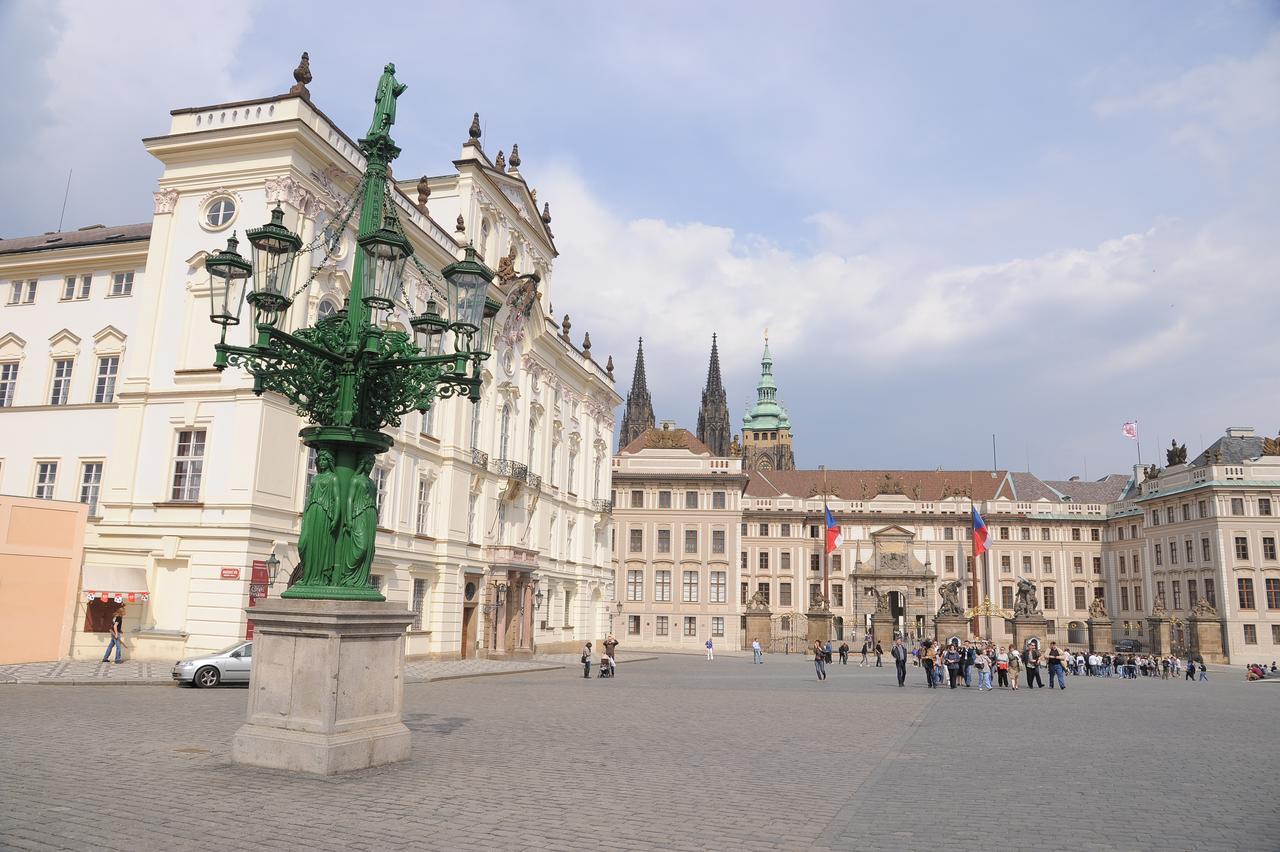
xmin=410 ymin=297 xmax=449 ymax=356
xmin=442 ymin=243 xmax=493 ymax=333
xmin=245 ymin=204 xmax=302 ymax=328
xmin=357 ymin=210 xmax=413 ymax=311
xmin=205 ymin=232 xmax=253 ymax=326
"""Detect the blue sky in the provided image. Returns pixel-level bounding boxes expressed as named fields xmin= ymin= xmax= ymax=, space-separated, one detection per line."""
xmin=1 ymin=1 xmax=1277 ymax=477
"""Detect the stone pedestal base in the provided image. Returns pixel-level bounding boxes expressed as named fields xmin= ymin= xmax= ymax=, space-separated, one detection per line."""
xmin=871 ymin=614 xmax=894 ymax=652
xmin=745 ymin=610 xmax=772 ymax=651
xmin=1190 ymin=616 xmax=1226 ymax=663
xmin=1012 ymin=616 xmax=1048 ymax=652
xmin=1147 ymin=617 xmax=1171 ymax=655
xmin=232 ymin=598 xmax=415 ymax=776
xmin=805 ymin=610 xmax=833 ymax=650
xmin=933 ymin=615 xmax=969 ymax=646
xmin=1087 ymin=617 xmax=1113 ymax=652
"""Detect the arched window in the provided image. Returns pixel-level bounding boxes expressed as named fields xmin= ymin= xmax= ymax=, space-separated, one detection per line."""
xmin=499 ymin=403 xmax=511 ymax=459
xmin=469 ymin=401 xmax=482 ymax=450
xmin=527 ymin=418 xmax=537 ymax=468
xmin=317 ymin=298 xmax=338 ymax=321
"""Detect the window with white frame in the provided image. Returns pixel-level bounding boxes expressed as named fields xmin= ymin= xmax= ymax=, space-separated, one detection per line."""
xmin=93 ymin=356 xmax=119 ymax=404
xmin=712 ymin=616 xmax=724 ymax=637
xmin=467 ymin=493 xmax=478 ymax=541
xmin=712 ymin=529 xmax=725 ymax=554
xmin=205 ymin=198 xmax=236 ymax=228
xmin=0 ymin=362 xmax=17 ymax=407
xmin=682 ymin=570 xmax=699 ymax=602
xmin=8 ymin=280 xmax=36 ymax=305
xmin=49 ymin=358 xmax=73 ymax=405
xmin=713 ymin=491 xmax=726 ymax=509
xmin=79 ymin=461 xmax=103 ymax=516
xmin=657 ymin=527 xmax=671 ymax=553
xmin=656 ymin=615 xmax=669 ymax=636
xmin=710 ymin=570 xmax=726 ymax=602
xmin=373 ymin=466 xmax=390 ymax=516
xmin=416 ymin=478 xmax=432 ymax=535
xmin=655 ymin=570 xmax=672 ymax=602
xmin=109 ymin=272 xmax=134 ymax=297
xmin=627 ymin=569 xmax=643 ymax=601
xmin=61 ymin=275 xmax=91 ymax=301
xmin=527 ymin=418 xmax=536 ymax=468
xmin=549 ymin=438 xmax=559 ymax=485
xmin=305 ymin=447 xmax=318 ymax=492
xmin=469 ymin=402 xmax=482 ymax=450
xmin=411 ymin=578 xmax=429 ymax=630
xmin=498 ymin=402 xmax=511 ymax=459
xmin=421 ymin=404 xmax=435 ymax=436
xmin=683 ymin=616 xmax=697 ymax=636
xmin=34 ymin=461 xmax=58 ymax=499
xmin=567 ymin=448 xmax=578 ymax=493
xmin=171 ymin=430 xmax=206 ymax=501
xmin=684 ymin=528 xmax=698 ymax=554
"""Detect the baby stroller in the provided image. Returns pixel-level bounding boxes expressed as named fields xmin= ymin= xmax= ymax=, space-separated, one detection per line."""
xmin=598 ymin=655 xmax=615 ymax=677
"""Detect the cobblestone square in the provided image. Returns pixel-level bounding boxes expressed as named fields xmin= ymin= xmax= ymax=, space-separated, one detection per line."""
xmin=1 ymin=655 xmax=1276 ymax=851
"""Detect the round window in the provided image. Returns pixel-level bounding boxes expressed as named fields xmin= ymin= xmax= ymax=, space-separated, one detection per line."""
xmin=205 ymin=197 xmax=236 ymax=228
xmin=317 ymin=298 xmax=338 ymax=321
xmin=464 ymin=581 xmax=477 ymax=601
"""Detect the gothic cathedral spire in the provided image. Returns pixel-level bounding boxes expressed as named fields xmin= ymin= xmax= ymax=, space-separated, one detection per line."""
xmin=618 ymin=337 xmax=655 ymax=451
xmin=696 ymin=333 xmax=732 ymax=457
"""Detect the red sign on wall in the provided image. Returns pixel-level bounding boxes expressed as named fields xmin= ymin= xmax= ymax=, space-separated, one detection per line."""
xmin=221 ymin=567 xmax=241 ymax=580
xmin=246 ymin=560 xmax=269 ymax=639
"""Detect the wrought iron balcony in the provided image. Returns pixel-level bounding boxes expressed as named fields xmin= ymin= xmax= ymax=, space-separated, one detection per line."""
xmin=490 ymin=458 xmax=529 ymax=482
xmin=527 ymin=473 xmax=543 ymax=492
xmin=471 ymin=448 xmax=489 ymax=468
xmin=591 ymin=499 xmax=613 ymax=514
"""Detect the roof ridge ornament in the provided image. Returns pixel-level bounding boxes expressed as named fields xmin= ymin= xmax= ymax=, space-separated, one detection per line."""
xmin=467 ymin=112 xmax=482 ymax=147
xmin=495 ymin=150 xmax=506 ymax=172
xmin=289 ymin=51 xmax=312 ymax=100
xmin=509 ymin=144 xmax=521 ymax=170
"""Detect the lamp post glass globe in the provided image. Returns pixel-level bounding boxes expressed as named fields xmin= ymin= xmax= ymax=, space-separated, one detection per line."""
xmin=410 ymin=299 xmax=448 ymax=355
xmin=442 ymin=244 xmax=492 ymax=332
xmin=477 ymin=296 xmax=502 ymax=356
xmin=264 ymin=553 xmax=281 ymax=584
xmin=358 ymin=213 xmax=413 ymax=311
xmin=245 ymin=205 xmax=302 ymax=327
xmin=205 ymin=232 xmax=253 ymax=326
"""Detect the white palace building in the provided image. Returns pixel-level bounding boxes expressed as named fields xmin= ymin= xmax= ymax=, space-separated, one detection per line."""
xmin=0 ymin=62 xmax=620 ymax=662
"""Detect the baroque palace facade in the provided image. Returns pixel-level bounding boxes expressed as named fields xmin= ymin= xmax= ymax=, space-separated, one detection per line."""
xmin=612 ymin=341 xmax=1279 ymax=662
xmin=0 ymin=58 xmax=620 ymax=662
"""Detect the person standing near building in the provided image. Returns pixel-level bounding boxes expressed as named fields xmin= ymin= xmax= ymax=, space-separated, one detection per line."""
xmin=752 ymin=637 xmax=763 ymax=664
xmin=943 ymin=643 xmax=962 ymax=689
xmin=101 ymin=606 xmax=125 ymax=664
xmin=995 ymin=646 xmax=1010 ymax=689
xmin=1025 ymin=643 xmax=1044 ymax=688
xmin=874 ymin=641 xmax=884 ymax=667
xmin=921 ymin=640 xmax=937 ymax=688
xmin=838 ymin=641 xmax=849 ymax=665
xmin=1185 ymin=657 xmax=1196 ymax=681
xmin=581 ymin=641 xmax=593 ymax=678
xmin=1007 ymin=647 xmax=1021 ymax=691
xmin=813 ymin=639 xmax=827 ymax=681
xmin=891 ymin=638 xmax=908 ymax=687
xmin=860 ymin=640 xmax=869 ymax=667
xmin=1046 ymin=641 xmax=1067 ymax=690
xmin=974 ymin=647 xmax=993 ymax=691
xmin=1198 ymin=661 xmax=1208 ymax=682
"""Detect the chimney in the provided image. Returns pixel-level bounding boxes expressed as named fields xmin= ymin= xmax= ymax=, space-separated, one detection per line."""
xmin=1225 ymin=426 xmax=1254 ymax=438
xmin=1132 ymin=464 xmax=1147 ymax=486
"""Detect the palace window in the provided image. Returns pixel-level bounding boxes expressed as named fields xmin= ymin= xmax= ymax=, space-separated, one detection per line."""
xmin=778 ymin=582 xmax=791 ymax=607
xmin=628 ymin=614 xmax=640 ymax=635
xmin=1182 ymin=504 xmax=1192 ymax=521
xmin=780 ymin=523 xmax=791 ymax=537
xmin=1133 ymin=586 xmax=1142 ymax=611
xmin=1151 ymin=510 xmax=1159 ymax=526
xmin=205 ymin=197 xmax=236 ymax=228
xmin=682 ymin=571 xmax=699 ymax=603
xmin=655 ymin=571 xmax=671 ymax=602
xmin=109 ymin=272 xmax=134 ymax=297
xmin=685 ymin=490 xmax=698 ymax=509
xmin=1074 ymin=587 xmax=1086 ymax=610
xmin=8 ymin=279 xmax=37 ymax=305
xmin=1092 ymin=557 xmax=1101 ymax=575
xmin=1267 ymin=578 xmax=1280 ymax=610
xmin=1238 ymin=577 xmax=1255 ymax=610
xmin=1243 ymin=624 xmax=1257 ymax=645
xmin=1230 ymin=498 xmax=1245 ymax=516
xmin=1172 ymin=581 xmax=1182 ymax=610
xmin=1042 ymin=556 xmax=1052 ymax=573
xmin=1202 ymin=538 xmax=1212 ymax=562
xmin=1043 ymin=586 xmax=1056 ymax=609
xmin=1185 ymin=540 xmax=1195 ymax=563
xmin=832 ymin=584 xmax=843 ymax=607
xmin=93 ymin=356 xmax=119 ymax=404
xmin=170 ymin=429 xmax=206 ymax=502
xmin=740 ymin=552 xmax=747 ymax=571
xmin=411 ymin=578 xmax=429 ymax=630
xmin=1001 ymin=586 xmax=1014 ymax=609
xmin=809 ymin=583 xmax=821 ymax=606
xmin=741 ymin=582 xmax=749 ymax=605
xmin=79 ymin=461 xmax=103 ymax=516
xmin=1235 ymin=537 xmax=1249 ymax=560
xmin=416 ymin=479 xmax=432 ymax=535
xmin=1166 ymin=507 xmax=1175 ymax=524
xmin=684 ymin=616 xmax=697 ymax=637
xmin=1000 ymin=555 xmax=1010 ymax=573
xmin=1154 ymin=544 xmax=1163 ymax=566
xmin=34 ymin=461 xmax=58 ymax=500
xmin=1071 ymin=528 xmax=1081 ymax=541
xmin=1204 ymin=579 xmax=1215 ymax=607
xmin=0 ymin=362 xmax=18 ymax=407
xmin=657 ymin=528 xmax=670 ymax=553
xmin=656 ymin=616 xmax=668 ymax=636
xmin=1041 ymin=528 xmax=1051 ymax=541
xmin=1263 ymin=536 xmax=1276 ymax=560
xmin=780 ymin=552 xmax=791 ymax=570
xmin=629 ymin=529 xmax=643 ymax=553
xmin=1169 ymin=541 xmax=1177 ymax=564
xmin=658 ymin=490 xmax=671 ymax=508
xmin=712 ymin=616 xmax=724 ymax=637
xmin=62 ymin=275 xmax=91 ymax=301
xmin=631 ymin=489 xmax=643 ymax=508
xmin=757 ymin=581 xmax=770 ymax=605
xmin=944 ymin=527 xmax=954 ymax=540
xmin=1188 ymin=579 xmax=1198 ymax=605
xmin=712 ymin=530 xmax=725 ymax=554
xmin=1120 ymin=587 xmax=1130 ymax=611
xmin=832 ymin=554 xmax=842 ymax=572
xmin=1119 ymin=555 xmax=1126 ymax=573
xmin=710 ymin=571 xmax=726 ymax=603
xmin=759 ymin=523 xmax=769 ymax=537
xmin=946 ymin=555 xmax=956 ymax=573
xmin=1073 ymin=556 xmax=1083 ymax=574
xmin=713 ymin=491 xmax=726 ymax=509
xmin=1019 ymin=527 xmax=1029 ymax=541
xmin=1090 ymin=528 xmax=1100 ymax=542
xmin=626 ymin=570 xmax=643 ymax=602
xmin=372 ymin=466 xmax=389 ymax=515
xmin=810 ymin=554 xmax=820 ymax=571
xmin=1261 ymin=497 xmax=1273 ymax=516
xmin=49 ymin=358 xmax=73 ymax=405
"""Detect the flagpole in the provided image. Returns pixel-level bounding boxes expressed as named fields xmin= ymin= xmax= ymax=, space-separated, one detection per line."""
xmin=1135 ymin=420 xmax=1142 ymax=466
xmin=970 ymin=499 xmax=980 ymax=638
xmin=821 ymin=465 xmax=830 ymax=607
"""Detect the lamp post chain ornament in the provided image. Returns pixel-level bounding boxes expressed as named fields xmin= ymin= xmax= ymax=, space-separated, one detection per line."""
xmin=206 ymin=63 xmax=498 ymax=601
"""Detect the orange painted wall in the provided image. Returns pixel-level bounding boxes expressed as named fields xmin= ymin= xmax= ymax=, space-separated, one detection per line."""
xmin=0 ymin=496 xmax=87 ymax=664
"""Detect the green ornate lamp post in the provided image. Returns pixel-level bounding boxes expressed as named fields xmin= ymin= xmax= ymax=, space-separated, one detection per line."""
xmin=206 ymin=62 xmax=495 ymax=602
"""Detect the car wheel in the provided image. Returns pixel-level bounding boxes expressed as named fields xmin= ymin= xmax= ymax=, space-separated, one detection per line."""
xmin=194 ymin=665 xmax=221 ymax=688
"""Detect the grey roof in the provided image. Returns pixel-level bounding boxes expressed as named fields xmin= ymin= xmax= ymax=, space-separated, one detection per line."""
xmin=1009 ymin=472 xmax=1061 ymax=502
xmin=1044 ymin=473 xmax=1131 ymax=504
xmin=1191 ymin=435 xmax=1266 ymax=467
xmin=0 ymin=223 xmax=151 ymax=256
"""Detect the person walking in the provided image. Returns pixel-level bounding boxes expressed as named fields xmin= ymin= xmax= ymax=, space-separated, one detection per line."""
xmin=962 ymin=642 xmax=976 ymax=688
xmin=824 ymin=640 xmax=833 ymax=665
xmin=705 ymin=637 xmax=715 ymax=661
xmin=995 ymin=646 xmax=1010 ymax=689
xmin=944 ymin=643 xmax=962 ymax=689
xmin=1046 ymin=641 xmax=1067 ymax=690
xmin=860 ymin=640 xmax=869 ymax=667
xmin=892 ymin=638 xmax=908 ymax=687
xmin=752 ymin=637 xmax=763 ymax=664
xmin=1185 ymin=657 xmax=1196 ymax=681
xmin=974 ymin=648 xmax=993 ymax=691
xmin=581 ymin=641 xmax=593 ymax=678
xmin=101 ymin=606 xmax=125 ymax=664
xmin=874 ymin=642 xmax=884 ymax=668
xmin=1025 ymin=644 xmax=1044 ymax=688
xmin=839 ymin=641 xmax=849 ymax=665
xmin=813 ymin=639 xmax=827 ymax=681
xmin=921 ymin=641 xmax=937 ymax=688
xmin=1198 ymin=661 xmax=1208 ymax=682
xmin=1008 ymin=647 xmax=1022 ymax=691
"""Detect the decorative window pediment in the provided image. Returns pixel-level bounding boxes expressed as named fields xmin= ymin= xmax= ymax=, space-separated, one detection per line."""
xmin=48 ymin=329 xmax=82 ymax=357
xmin=92 ymin=325 xmax=127 ymax=355
xmin=0 ymin=332 xmax=27 ymax=359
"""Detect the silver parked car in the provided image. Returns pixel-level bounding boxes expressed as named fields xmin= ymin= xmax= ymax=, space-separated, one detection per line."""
xmin=172 ymin=641 xmax=253 ymax=687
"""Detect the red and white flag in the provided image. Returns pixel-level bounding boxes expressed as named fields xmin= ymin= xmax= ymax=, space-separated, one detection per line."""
xmin=1122 ymin=421 xmax=1138 ymax=440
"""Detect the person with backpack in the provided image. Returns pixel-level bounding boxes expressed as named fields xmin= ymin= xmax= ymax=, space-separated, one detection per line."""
xmin=838 ymin=641 xmax=849 ymax=665
xmin=874 ymin=641 xmax=884 ymax=668
xmin=974 ymin=647 xmax=993 ymax=691
xmin=1025 ymin=643 xmax=1044 ymax=688
xmin=581 ymin=641 xmax=593 ymax=678
xmin=995 ymin=646 xmax=1010 ymax=688
xmin=860 ymin=640 xmax=869 ymax=667
xmin=943 ymin=643 xmax=962 ymax=688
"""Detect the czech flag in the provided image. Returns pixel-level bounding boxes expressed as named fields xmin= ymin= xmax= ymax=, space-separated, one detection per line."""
xmin=825 ymin=504 xmax=844 ymax=554
xmin=971 ymin=506 xmax=992 ymax=556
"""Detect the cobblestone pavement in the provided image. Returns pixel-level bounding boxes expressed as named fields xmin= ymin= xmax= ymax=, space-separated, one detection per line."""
xmin=0 ymin=654 xmax=645 ymax=686
xmin=0 ymin=656 xmax=1275 ymax=851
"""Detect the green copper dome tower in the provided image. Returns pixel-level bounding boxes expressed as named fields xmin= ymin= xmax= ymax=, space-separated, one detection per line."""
xmin=741 ymin=334 xmax=795 ymax=471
